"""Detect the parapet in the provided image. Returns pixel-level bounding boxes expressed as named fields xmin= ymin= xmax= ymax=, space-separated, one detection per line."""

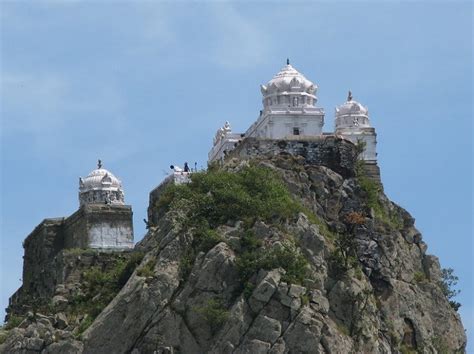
xmin=227 ymin=136 xmax=358 ymax=179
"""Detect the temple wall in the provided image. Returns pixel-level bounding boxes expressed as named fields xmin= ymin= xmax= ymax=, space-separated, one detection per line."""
xmin=7 ymin=205 xmax=134 ymax=318
xmin=227 ymin=136 xmax=359 ymax=179
xmin=19 ymin=219 xmax=66 ymax=301
xmin=64 ymin=204 xmax=133 ymax=250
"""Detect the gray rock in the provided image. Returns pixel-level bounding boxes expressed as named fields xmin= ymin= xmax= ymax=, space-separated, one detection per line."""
xmin=2 ymin=155 xmax=466 ymax=354
xmin=239 ymin=339 xmax=271 ymax=353
xmin=26 ymin=337 xmax=44 ymax=351
xmin=52 ymin=296 xmax=69 ymax=312
xmin=249 ymin=269 xmax=282 ymax=313
xmin=54 ymin=313 xmax=68 ymax=330
xmin=247 ymin=315 xmax=282 ymax=344
xmin=43 ymin=340 xmax=83 ymax=354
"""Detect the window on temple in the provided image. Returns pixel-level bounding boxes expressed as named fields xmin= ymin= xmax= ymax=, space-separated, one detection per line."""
xmin=293 ymin=127 xmax=300 ymax=135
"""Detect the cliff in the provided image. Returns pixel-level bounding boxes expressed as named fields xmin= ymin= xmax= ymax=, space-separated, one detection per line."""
xmin=0 ymin=140 xmax=466 ymax=353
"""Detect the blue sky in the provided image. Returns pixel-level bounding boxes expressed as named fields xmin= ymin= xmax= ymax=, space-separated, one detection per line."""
xmin=1 ymin=0 xmax=472 ymax=349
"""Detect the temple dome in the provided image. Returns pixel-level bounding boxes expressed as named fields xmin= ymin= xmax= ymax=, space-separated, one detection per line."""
xmin=79 ymin=160 xmax=125 ymax=206
xmin=261 ymin=61 xmax=316 ymax=96
xmin=80 ymin=168 xmax=122 ymax=191
xmin=335 ymin=92 xmax=368 ymax=117
xmin=335 ymin=91 xmax=371 ymax=131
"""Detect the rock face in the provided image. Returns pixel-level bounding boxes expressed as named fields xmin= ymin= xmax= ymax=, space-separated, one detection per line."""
xmin=1 ymin=150 xmax=466 ymax=353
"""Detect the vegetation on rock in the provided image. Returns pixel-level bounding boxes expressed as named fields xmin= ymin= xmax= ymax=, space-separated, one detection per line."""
xmin=440 ymin=267 xmax=461 ymax=311
xmin=160 ymin=165 xmax=313 ymax=292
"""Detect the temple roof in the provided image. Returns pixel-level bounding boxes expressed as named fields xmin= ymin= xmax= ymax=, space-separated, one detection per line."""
xmin=79 ymin=161 xmax=123 ymax=193
xmin=335 ymin=91 xmax=369 ymax=117
xmin=261 ymin=62 xmax=316 ymax=96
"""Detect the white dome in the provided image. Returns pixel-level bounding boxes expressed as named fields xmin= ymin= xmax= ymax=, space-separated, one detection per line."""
xmin=335 ymin=92 xmax=368 ymax=117
xmin=261 ymin=62 xmax=316 ymax=96
xmin=79 ymin=161 xmax=125 ymax=206
xmin=80 ymin=168 xmax=122 ymax=191
xmin=335 ymin=91 xmax=371 ymax=132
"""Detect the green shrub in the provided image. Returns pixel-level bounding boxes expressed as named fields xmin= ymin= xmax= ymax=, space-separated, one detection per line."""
xmin=117 ymin=252 xmax=145 ymax=287
xmin=76 ymin=315 xmax=94 ymax=337
xmin=413 ymin=271 xmax=426 ymax=283
xmin=337 ymin=323 xmax=350 ymax=336
xmin=355 ymin=161 xmax=403 ymax=230
xmin=0 ymin=330 xmax=8 ymax=345
xmin=179 ymin=249 xmax=195 ymax=281
xmin=158 ymin=165 xmax=309 ymax=289
xmin=399 ymin=344 xmax=417 ymax=354
xmin=299 ymin=206 xmax=337 ymax=240
xmin=242 ymin=282 xmax=256 ymax=299
xmin=158 ymin=166 xmax=302 ymax=230
xmin=4 ymin=315 xmax=23 ymax=330
xmin=69 ymin=254 xmax=143 ymax=323
xmin=194 ymin=299 xmax=229 ymax=334
xmin=300 ymin=293 xmax=310 ymax=306
xmin=63 ymin=248 xmax=97 ymax=256
xmin=431 ymin=336 xmax=450 ymax=354
xmin=236 ymin=241 xmax=309 ymax=286
xmin=136 ymin=259 xmax=156 ymax=278
xmin=240 ymin=230 xmax=262 ymax=251
xmin=440 ymin=268 xmax=461 ymax=311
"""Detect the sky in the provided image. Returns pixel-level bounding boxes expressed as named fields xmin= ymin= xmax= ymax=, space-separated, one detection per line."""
xmin=1 ymin=0 xmax=472 ymax=349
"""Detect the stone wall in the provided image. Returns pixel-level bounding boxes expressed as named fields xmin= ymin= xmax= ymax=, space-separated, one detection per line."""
xmin=15 ymin=219 xmax=66 ymax=305
xmin=64 ymin=204 xmax=134 ymax=250
xmin=7 ymin=249 xmax=133 ymax=319
xmin=7 ymin=205 xmax=134 ymax=319
xmin=227 ymin=136 xmax=358 ymax=178
xmin=147 ymin=174 xmax=176 ymax=228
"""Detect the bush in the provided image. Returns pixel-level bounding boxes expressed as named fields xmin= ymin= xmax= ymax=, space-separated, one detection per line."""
xmin=159 ymin=166 xmax=302 ymax=229
xmin=69 ymin=253 xmax=144 ymax=322
xmin=3 ymin=315 xmax=23 ymax=330
xmin=355 ymin=161 xmax=403 ymax=229
xmin=413 ymin=271 xmax=426 ymax=283
xmin=136 ymin=259 xmax=156 ymax=278
xmin=194 ymin=299 xmax=229 ymax=334
xmin=76 ymin=315 xmax=94 ymax=337
xmin=236 ymin=241 xmax=309 ymax=286
xmin=440 ymin=268 xmax=461 ymax=311
xmin=159 ymin=165 xmax=310 ymax=289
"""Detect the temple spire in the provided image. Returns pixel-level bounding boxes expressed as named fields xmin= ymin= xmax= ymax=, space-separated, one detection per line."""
xmin=347 ymin=90 xmax=353 ymax=101
xmin=286 ymin=58 xmax=290 ymax=65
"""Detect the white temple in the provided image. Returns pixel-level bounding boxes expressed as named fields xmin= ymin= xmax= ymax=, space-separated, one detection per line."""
xmin=79 ymin=160 xmax=125 ymax=206
xmin=335 ymin=91 xmax=377 ymax=161
xmin=208 ymin=60 xmax=377 ymax=163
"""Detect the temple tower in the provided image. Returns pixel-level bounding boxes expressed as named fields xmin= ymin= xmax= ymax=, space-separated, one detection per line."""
xmin=246 ymin=60 xmax=325 ymax=139
xmin=63 ymin=160 xmax=134 ymax=249
xmin=335 ymin=91 xmax=377 ymax=162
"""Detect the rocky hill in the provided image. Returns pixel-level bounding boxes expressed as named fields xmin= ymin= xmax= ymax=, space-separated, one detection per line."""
xmin=0 ymin=148 xmax=466 ymax=353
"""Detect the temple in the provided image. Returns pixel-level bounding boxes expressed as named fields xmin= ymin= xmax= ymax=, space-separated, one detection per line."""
xmin=208 ymin=61 xmax=378 ymax=177
xmin=23 ymin=161 xmax=134 ymax=251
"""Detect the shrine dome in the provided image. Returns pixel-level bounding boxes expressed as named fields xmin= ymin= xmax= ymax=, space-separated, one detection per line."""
xmin=335 ymin=91 xmax=369 ymax=117
xmin=261 ymin=60 xmax=317 ymax=96
xmin=335 ymin=91 xmax=371 ymax=131
xmin=79 ymin=160 xmax=125 ymax=206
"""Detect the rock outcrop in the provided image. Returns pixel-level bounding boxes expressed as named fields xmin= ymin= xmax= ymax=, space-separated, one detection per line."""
xmin=1 ymin=152 xmax=466 ymax=353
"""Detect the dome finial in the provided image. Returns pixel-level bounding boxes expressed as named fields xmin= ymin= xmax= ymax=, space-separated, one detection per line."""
xmin=97 ymin=159 xmax=102 ymax=169
xmin=347 ymin=90 xmax=353 ymax=101
xmin=286 ymin=58 xmax=290 ymax=65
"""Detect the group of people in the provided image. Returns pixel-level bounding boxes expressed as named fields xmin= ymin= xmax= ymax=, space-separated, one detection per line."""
xmin=170 ymin=162 xmax=195 ymax=173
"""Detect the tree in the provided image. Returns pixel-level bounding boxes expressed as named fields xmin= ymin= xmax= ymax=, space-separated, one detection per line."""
xmin=440 ymin=268 xmax=461 ymax=311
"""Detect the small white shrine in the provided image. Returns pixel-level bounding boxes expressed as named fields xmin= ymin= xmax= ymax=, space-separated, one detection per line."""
xmin=79 ymin=160 xmax=125 ymax=206
xmin=335 ymin=91 xmax=377 ymax=161
xmin=209 ymin=60 xmax=377 ymax=163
